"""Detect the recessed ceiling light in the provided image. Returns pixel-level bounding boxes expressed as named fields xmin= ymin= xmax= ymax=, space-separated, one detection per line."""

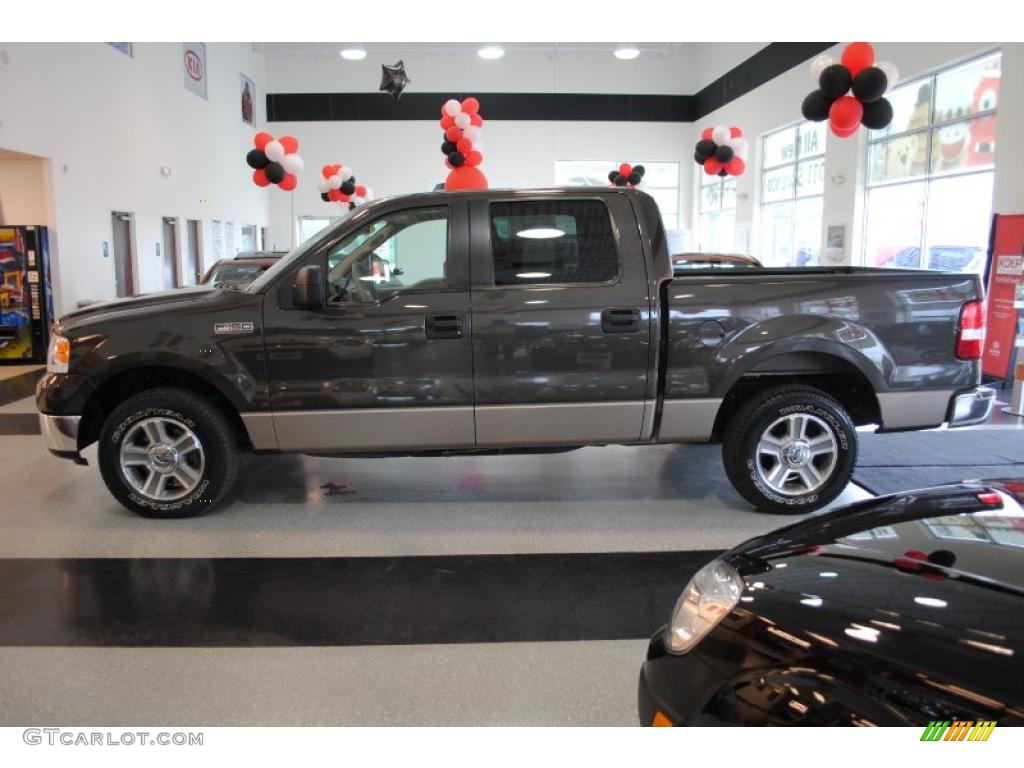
xmin=340 ymin=47 xmax=367 ymax=61
xmin=517 ymin=228 xmax=564 ymax=239
xmin=516 ymin=272 xmax=552 ymax=279
xmin=478 ymin=46 xmax=505 ymax=60
xmin=614 ymin=45 xmax=641 ymax=61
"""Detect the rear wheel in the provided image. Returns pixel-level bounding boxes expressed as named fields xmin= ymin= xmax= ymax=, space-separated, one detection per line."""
xmin=98 ymin=387 xmax=239 ymax=518
xmin=722 ymin=385 xmax=857 ymax=514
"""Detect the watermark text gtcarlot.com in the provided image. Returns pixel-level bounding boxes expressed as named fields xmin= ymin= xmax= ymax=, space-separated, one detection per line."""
xmin=23 ymin=729 xmax=203 ymax=746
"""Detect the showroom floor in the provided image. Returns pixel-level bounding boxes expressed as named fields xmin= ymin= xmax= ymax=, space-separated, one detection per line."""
xmin=1 ymin=364 xmax=1022 ymax=724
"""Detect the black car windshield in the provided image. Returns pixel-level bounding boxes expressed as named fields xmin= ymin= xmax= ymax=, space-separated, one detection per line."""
xmin=246 ymin=208 xmax=358 ymax=293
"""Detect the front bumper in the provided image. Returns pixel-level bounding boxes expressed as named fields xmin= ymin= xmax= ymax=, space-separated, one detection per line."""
xmin=947 ymin=386 xmax=995 ymax=428
xmin=39 ymin=413 xmax=83 ymax=459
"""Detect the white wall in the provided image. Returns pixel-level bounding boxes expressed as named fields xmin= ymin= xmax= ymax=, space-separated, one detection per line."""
xmin=692 ymin=41 xmax=1021 ymax=264
xmin=0 ymin=42 xmax=270 ymax=313
xmin=0 ymin=154 xmax=48 ymax=225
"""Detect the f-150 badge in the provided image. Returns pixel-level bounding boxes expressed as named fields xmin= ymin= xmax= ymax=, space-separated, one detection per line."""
xmin=214 ymin=321 xmax=254 ymax=335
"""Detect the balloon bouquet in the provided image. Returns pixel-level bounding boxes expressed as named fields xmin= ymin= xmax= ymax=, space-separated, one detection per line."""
xmin=801 ymin=43 xmax=898 ymax=136
xmin=608 ymin=163 xmax=645 ymax=187
xmin=693 ymin=125 xmax=749 ymax=177
xmin=246 ymin=133 xmax=304 ymax=190
xmin=317 ymin=164 xmax=373 ymax=211
xmin=440 ymin=97 xmax=488 ymax=190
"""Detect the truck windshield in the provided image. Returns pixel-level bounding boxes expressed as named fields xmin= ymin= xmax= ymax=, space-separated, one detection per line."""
xmin=245 ymin=208 xmax=358 ymax=293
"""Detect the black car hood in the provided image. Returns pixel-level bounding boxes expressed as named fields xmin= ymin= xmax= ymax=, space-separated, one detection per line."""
xmin=724 ymin=481 xmax=1024 ymax=648
xmin=58 ymin=286 xmax=254 ymax=334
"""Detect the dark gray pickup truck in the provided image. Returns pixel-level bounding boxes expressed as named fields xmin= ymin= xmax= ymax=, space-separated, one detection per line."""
xmin=37 ymin=188 xmax=993 ymax=517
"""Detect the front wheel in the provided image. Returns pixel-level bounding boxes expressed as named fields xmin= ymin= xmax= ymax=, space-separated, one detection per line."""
xmin=98 ymin=387 xmax=240 ymax=518
xmin=722 ymin=385 xmax=857 ymax=514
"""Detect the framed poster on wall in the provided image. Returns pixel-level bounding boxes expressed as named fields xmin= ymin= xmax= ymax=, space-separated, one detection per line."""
xmin=982 ymin=213 xmax=1024 ymax=379
xmin=240 ymin=74 xmax=255 ymax=125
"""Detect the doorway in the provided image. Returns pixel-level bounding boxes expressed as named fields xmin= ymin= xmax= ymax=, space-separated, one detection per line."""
xmin=260 ymin=226 xmax=270 ymax=251
xmin=110 ymin=211 xmax=136 ymax=298
xmin=162 ymin=217 xmax=180 ymax=289
xmin=241 ymin=224 xmax=257 ymax=253
xmin=184 ymin=219 xmax=202 ymax=285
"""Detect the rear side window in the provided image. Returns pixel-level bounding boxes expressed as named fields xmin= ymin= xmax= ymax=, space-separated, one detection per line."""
xmin=489 ymin=200 xmax=619 ymax=285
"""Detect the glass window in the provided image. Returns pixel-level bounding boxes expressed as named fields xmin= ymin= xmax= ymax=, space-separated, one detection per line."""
xmin=864 ymin=51 xmax=999 ymax=276
xmin=325 ymin=206 xmax=448 ymax=303
xmin=697 ymin=170 xmax=737 ymax=253
xmin=297 ymin=216 xmax=339 ymax=244
xmin=758 ymin=121 xmax=826 ymax=267
xmin=489 ymin=199 xmax=618 ymax=285
xmin=554 ymin=160 xmax=680 ymax=229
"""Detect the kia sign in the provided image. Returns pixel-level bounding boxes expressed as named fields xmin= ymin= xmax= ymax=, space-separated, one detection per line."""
xmin=183 ymin=43 xmax=207 ymax=99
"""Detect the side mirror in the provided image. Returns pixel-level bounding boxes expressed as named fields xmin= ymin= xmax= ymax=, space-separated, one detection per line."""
xmin=291 ymin=265 xmax=324 ymax=309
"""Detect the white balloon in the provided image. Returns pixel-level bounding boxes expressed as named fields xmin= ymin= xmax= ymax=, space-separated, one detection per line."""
xmin=282 ymin=153 xmax=304 ymax=173
xmin=328 ymin=174 xmax=341 ymax=188
xmin=472 ymin=141 xmax=484 ymax=154
xmin=444 ymin=98 xmax=462 ymax=116
xmin=876 ymin=60 xmax=899 ymax=87
xmin=732 ymin=137 xmax=749 ymax=159
xmin=317 ymin=178 xmax=329 ymax=193
xmin=264 ymin=140 xmax=285 ymax=162
xmin=810 ymin=53 xmax=836 ymax=83
xmin=339 ymin=165 xmax=353 ymax=181
xmin=462 ymin=125 xmax=482 ymax=142
xmin=454 ymin=113 xmax=471 ymax=129
xmin=363 ymin=187 xmax=374 ymax=200
xmin=711 ymin=125 xmax=731 ymax=145
xmin=351 ymin=196 xmax=365 ymax=206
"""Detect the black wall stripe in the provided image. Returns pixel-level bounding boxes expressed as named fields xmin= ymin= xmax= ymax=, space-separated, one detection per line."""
xmin=266 ymin=42 xmax=836 ymax=123
xmin=0 ymin=413 xmax=40 ymax=435
xmin=0 ymin=368 xmax=43 ymax=407
xmin=0 ymin=552 xmax=720 ymax=647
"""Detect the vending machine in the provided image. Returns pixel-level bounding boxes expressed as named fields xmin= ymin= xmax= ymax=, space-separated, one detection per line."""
xmin=0 ymin=225 xmax=55 ymax=363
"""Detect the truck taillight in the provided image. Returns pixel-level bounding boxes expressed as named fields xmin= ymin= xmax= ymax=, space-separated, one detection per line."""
xmin=956 ymin=300 xmax=985 ymax=360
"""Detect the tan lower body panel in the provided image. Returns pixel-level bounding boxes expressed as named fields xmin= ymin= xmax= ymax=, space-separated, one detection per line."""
xmin=474 ymin=401 xmax=646 ymax=447
xmin=657 ymin=398 xmax=723 ymax=443
xmin=877 ymin=390 xmax=954 ymax=430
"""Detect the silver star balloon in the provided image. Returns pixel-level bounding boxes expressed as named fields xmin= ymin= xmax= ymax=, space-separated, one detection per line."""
xmin=379 ymin=60 xmax=410 ymax=101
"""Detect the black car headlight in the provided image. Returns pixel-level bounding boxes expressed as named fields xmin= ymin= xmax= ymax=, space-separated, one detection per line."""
xmin=666 ymin=558 xmax=744 ymax=654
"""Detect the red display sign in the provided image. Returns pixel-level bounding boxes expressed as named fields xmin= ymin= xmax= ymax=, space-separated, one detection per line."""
xmin=982 ymin=213 xmax=1024 ymax=379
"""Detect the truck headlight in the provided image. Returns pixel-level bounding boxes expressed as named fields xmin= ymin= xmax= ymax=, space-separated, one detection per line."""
xmin=47 ymin=333 xmax=70 ymax=374
xmin=666 ymin=558 xmax=744 ymax=654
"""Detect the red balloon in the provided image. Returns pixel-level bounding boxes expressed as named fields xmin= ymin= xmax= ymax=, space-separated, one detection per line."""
xmin=279 ymin=136 xmax=299 ymax=154
xmin=327 ymin=189 xmax=342 ymax=202
xmin=831 ymin=122 xmax=859 ymax=138
xmin=444 ymin=165 xmax=488 ymax=191
xmin=355 ymin=185 xmax=367 ymax=197
xmin=279 ymin=173 xmax=297 ymax=191
xmin=465 ymin=150 xmax=483 ymax=166
xmin=725 ymin=157 xmax=746 ymax=176
xmin=339 ymin=193 xmax=350 ymax=204
xmin=470 ymin=113 xmax=483 ymax=127
xmin=445 ymin=126 xmax=462 ymax=142
xmin=457 ymin=137 xmax=473 ymax=154
xmin=461 ymin=97 xmax=480 ymax=115
xmin=829 ymin=95 xmax=864 ymax=131
xmin=618 ymin=163 xmax=632 ymax=177
xmin=253 ymin=168 xmax=270 ymax=187
xmin=332 ymin=164 xmax=342 ymax=176
xmin=701 ymin=127 xmax=713 ymax=140
xmin=841 ymin=42 xmax=875 ymax=78
xmin=254 ymin=132 xmax=273 ymax=150
xmin=441 ymin=115 xmax=455 ymax=130
xmin=729 ymin=126 xmax=742 ymax=138
xmin=703 ymin=158 xmax=723 ymax=175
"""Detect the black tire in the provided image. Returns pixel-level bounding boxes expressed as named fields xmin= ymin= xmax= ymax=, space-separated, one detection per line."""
xmin=98 ymin=387 xmax=239 ymax=518
xmin=722 ymin=385 xmax=857 ymax=515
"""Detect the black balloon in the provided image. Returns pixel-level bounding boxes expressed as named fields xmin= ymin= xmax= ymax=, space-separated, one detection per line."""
xmin=442 ymin=141 xmax=457 ymax=154
xmin=264 ymin=162 xmax=285 ymax=184
xmin=852 ymin=67 xmax=888 ymax=103
xmin=718 ymin=169 xmax=728 ymax=177
xmin=340 ymin=180 xmax=356 ymax=195
xmin=695 ymin=139 xmax=717 ymax=161
xmin=608 ymin=171 xmax=619 ymax=183
xmin=861 ymin=97 xmax=894 ymax=130
xmin=632 ymin=165 xmax=645 ymax=178
xmin=801 ymin=89 xmax=833 ymax=121
xmin=628 ymin=172 xmax=642 ymax=185
xmin=320 ymin=192 xmax=330 ymax=203
xmin=379 ymin=60 xmax=411 ymax=101
xmin=448 ymin=151 xmax=465 ymax=168
xmin=715 ymin=145 xmax=734 ymax=163
xmin=819 ymin=64 xmax=853 ymax=99
xmin=693 ymin=151 xmax=707 ymax=165
xmin=246 ymin=149 xmax=269 ymax=169
xmin=614 ymin=174 xmax=628 ymax=187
